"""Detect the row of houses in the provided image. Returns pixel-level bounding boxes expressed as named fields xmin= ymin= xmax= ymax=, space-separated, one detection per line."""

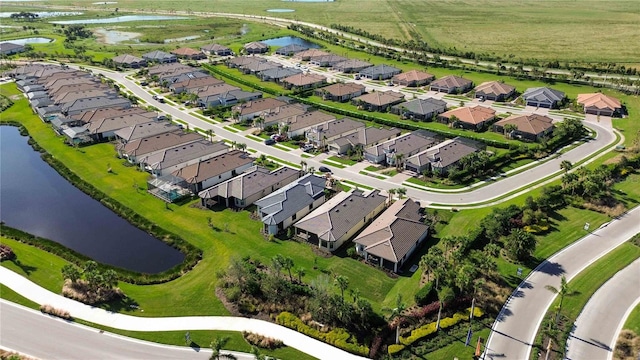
xmin=113 ymin=43 xmax=235 ymax=68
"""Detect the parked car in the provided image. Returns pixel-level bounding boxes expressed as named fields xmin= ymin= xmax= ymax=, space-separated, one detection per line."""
xmin=264 ymin=138 xmax=276 ymax=145
xmin=318 ymin=166 xmax=332 ymax=173
xmin=140 ymin=81 xmax=149 ymax=86
xmin=152 ymin=95 xmax=159 ymax=100
xmin=302 ymin=144 xmax=314 ymax=152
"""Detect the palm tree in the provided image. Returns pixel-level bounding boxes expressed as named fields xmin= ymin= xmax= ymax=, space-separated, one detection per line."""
xmin=307 ymin=166 xmax=315 ymax=174
xmin=385 ymin=294 xmax=406 ymax=344
xmin=394 ymin=153 xmax=405 ymax=171
xmin=387 ymin=188 xmax=396 ymax=202
xmin=271 ymin=255 xmax=284 ymax=277
xmin=237 ymin=143 xmax=247 ymax=153
xmin=560 ymin=160 xmax=573 ymax=174
xmin=436 ymin=286 xmax=455 ymax=330
xmin=334 ymin=275 xmax=349 ymax=301
xmin=396 ymin=187 xmax=407 ymax=199
xmin=503 ymin=123 xmax=517 ymax=138
xmin=545 ymin=275 xmax=570 ymax=323
xmin=294 ymin=267 xmax=306 ymax=283
xmin=282 ymin=256 xmax=295 ymax=282
xmin=205 ymin=129 xmax=214 ymax=142
xmin=209 ymin=336 xmax=234 ymax=360
xmin=300 ymin=160 xmax=307 ymax=172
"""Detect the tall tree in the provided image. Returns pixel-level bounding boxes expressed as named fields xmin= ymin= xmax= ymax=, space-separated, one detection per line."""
xmin=282 ymin=256 xmax=295 ymax=282
xmin=506 ymin=228 xmax=537 ymax=261
xmin=436 ymin=286 xmax=455 ymax=330
xmin=385 ymin=294 xmax=406 ymax=344
xmin=61 ymin=264 xmax=81 ymax=284
xmin=334 ymin=275 xmax=349 ymax=301
xmin=209 ymin=336 xmax=234 ymax=360
xmin=560 ymin=160 xmax=573 ymax=174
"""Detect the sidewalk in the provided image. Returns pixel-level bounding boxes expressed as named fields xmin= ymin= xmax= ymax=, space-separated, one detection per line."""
xmin=0 ymin=267 xmax=366 ymax=360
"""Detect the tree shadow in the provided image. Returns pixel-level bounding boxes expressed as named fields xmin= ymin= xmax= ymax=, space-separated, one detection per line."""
xmin=536 ymin=261 xmax=565 ymax=276
xmin=99 ymin=296 xmax=140 ymax=313
xmin=10 ymin=258 xmax=37 ymax=275
xmin=188 ymin=341 xmax=201 ymax=351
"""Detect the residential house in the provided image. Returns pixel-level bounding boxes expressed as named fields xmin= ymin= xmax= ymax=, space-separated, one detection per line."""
xmin=62 ymin=97 xmax=131 ymax=116
xmin=474 ymin=81 xmax=516 ymax=101
xmin=241 ymin=60 xmax=282 ymax=75
xmin=405 ymin=137 xmax=481 ymax=174
xmin=429 ymin=75 xmax=473 ymax=94
xmin=199 ymin=166 xmax=303 ymax=208
xmin=261 ymin=103 xmax=310 ymax=128
xmin=160 ymin=71 xmax=209 ymax=86
xmin=244 ymin=42 xmax=269 ymax=54
xmin=118 ymin=130 xmax=203 ymax=164
xmin=281 ymin=73 xmax=327 ymax=90
xmin=391 ymin=98 xmax=447 ymax=121
xmin=62 ymin=126 xmax=91 ymax=145
xmin=142 ymin=50 xmax=177 ymax=63
xmin=233 ymin=98 xmax=288 ymax=122
xmin=171 ymin=47 xmax=206 ymax=60
xmin=22 ymin=84 xmax=45 ymax=94
xmin=170 ymin=76 xmax=224 ymax=94
xmin=259 ymin=67 xmax=302 ymax=83
xmin=327 ymin=126 xmax=401 ymax=155
xmin=0 ymin=42 xmax=25 ymax=55
xmin=226 ymin=56 xmax=265 ymax=69
xmin=438 ymin=106 xmax=496 ymax=130
xmin=75 ymin=106 xmax=150 ymax=123
xmin=281 ymin=111 xmax=337 ymax=138
xmin=254 ymin=174 xmax=327 ymax=235
xmin=331 ymin=59 xmax=372 ymax=73
xmin=522 ymin=87 xmax=565 ymax=108
xmin=44 ymin=77 xmax=97 ymax=93
xmin=35 ymin=105 xmax=63 ymax=121
xmin=365 ymin=130 xmax=439 ymax=165
xmin=309 ymin=54 xmax=348 ymax=67
xmin=352 ymin=91 xmax=405 ymax=112
xmin=293 ymin=49 xmax=329 ymax=61
xmin=215 ymin=89 xmax=263 ymax=107
xmin=577 ymin=93 xmax=622 ymax=117
xmin=48 ymin=83 xmax=110 ymax=99
xmin=148 ymin=62 xmax=191 ymax=76
xmin=306 ymin=117 xmax=365 ymax=148
xmin=54 ymin=89 xmax=117 ymax=106
xmin=86 ymin=113 xmax=158 ymax=141
xmin=358 ymin=64 xmax=402 ymax=80
xmin=114 ymin=121 xmax=181 ymax=144
xmin=143 ymin=140 xmax=230 ymax=176
xmin=196 ymin=83 xmax=241 ymax=107
xmin=171 ymin=150 xmax=254 ymax=193
xmin=315 ymin=82 xmax=365 ymax=102
xmin=50 ymin=116 xmax=83 ymax=132
xmin=493 ymin=114 xmax=555 ymax=141
xmin=200 ymin=43 xmax=233 ymax=56
xmin=354 ymin=198 xmax=428 ymax=273
xmin=275 ymin=44 xmax=309 ymax=56
xmin=112 ymin=54 xmax=147 ymax=68
xmin=295 ymin=190 xmax=387 ymax=252
xmin=392 ymin=70 xmax=435 ymax=87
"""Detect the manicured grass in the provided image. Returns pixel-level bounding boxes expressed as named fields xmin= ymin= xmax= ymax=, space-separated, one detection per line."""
xmin=341 ymin=180 xmax=373 ymax=191
xmin=245 ymin=134 xmax=264 ymax=142
xmin=359 ymin=171 xmax=385 ymax=180
xmin=426 ymin=328 xmax=491 ymax=359
xmin=327 ymin=156 xmax=357 ymax=166
xmin=222 ymin=126 xmax=239 ymax=133
xmin=623 ymin=305 xmax=640 ymax=334
xmin=273 ymin=144 xmax=292 ymax=152
xmin=265 ymin=155 xmax=301 ymax=169
xmin=404 ymin=176 xmax=466 ymax=190
xmin=0 ymin=284 xmax=40 ymax=310
xmin=321 ymin=160 xmax=346 ymax=169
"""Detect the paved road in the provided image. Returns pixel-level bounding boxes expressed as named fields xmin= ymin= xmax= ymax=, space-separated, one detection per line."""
xmin=565 ymin=258 xmax=640 ymax=360
xmin=484 ymin=206 xmax=640 ymax=360
xmin=85 ymin=67 xmax=617 ymax=207
xmin=0 ymin=300 xmax=256 ymax=360
xmin=0 ymin=268 xmax=365 ymax=360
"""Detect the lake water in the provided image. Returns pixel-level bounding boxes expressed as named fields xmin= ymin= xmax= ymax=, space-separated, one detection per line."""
xmin=0 ymin=11 xmax=82 ymax=18
xmin=1 ymin=37 xmax=53 ymax=45
xmin=0 ymin=126 xmax=184 ymax=273
xmin=51 ymin=15 xmax=188 ymax=25
xmin=266 ymin=9 xmax=295 ymax=13
xmin=262 ymin=36 xmax=320 ymax=48
xmin=94 ymin=29 xmax=140 ymax=44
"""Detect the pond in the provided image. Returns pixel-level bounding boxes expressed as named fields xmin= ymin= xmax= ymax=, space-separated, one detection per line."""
xmin=94 ymin=28 xmax=140 ymax=44
xmin=51 ymin=15 xmax=188 ymax=25
xmin=266 ymin=9 xmax=295 ymax=13
xmin=1 ymin=37 xmax=53 ymax=45
xmin=261 ymin=36 xmax=320 ymax=48
xmin=0 ymin=126 xmax=185 ymax=273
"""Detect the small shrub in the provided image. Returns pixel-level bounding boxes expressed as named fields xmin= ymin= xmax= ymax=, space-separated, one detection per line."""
xmin=387 ymin=344 xmax=405 ymax=355
xmin=414 ymin=282 xmax=435 ymax=306
xmin=0 ymin=244 xmax=16 ymax=261
xmin=40 ymin=304 xmax=72 ymax=320
xmin=224 ymin=286 xmax=241 ymax=302
xmin=242 ymin=331 xmax=284 ymax=349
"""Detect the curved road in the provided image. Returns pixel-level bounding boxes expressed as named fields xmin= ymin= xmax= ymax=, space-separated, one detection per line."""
xmin=484 ymin=206 xmax=640 ymax=360
xmin=0 ymin=267 xmax=364 ymax=360
xmin=565 ymin=258 xmax=640 ymax=360
xmin=0 ymin=300 xmax=253 ymax=360
xmin=86 ymin=67 xmax=617 ymax=207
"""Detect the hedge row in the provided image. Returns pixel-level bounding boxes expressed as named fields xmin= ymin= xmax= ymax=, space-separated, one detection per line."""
xmin=0 ymin=123 xmax=202 ymax=284
xmin=276 ymin=312 xmax=369 ymax=356
xmin=389 ymin=307 xmax=484 ymax=355
xmin=0 ymin=94 xmax=14 ymax=112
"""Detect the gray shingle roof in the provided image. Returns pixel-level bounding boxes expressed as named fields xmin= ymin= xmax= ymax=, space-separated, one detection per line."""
xmin=522 ymin=87 xmax=565 ymax=103
xmin=392 ymin=98 xmax=447 ymax=116
xmin=255 ymin=174 xmax=326 ymax=225
xmin=358 ymin=64 xmax=401 ymax=78
xmin=199 ymin=166 xmax=301 ymax=201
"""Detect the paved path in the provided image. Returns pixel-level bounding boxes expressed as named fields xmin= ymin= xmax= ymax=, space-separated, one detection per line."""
xmin=565 ymin=258 xmax=640 ymax=360
xmin=484 ymin=206 xmax=640 ymax=360
xmin=0 ymin=269 xmax=365 ymax=360
xmin=83 ymin=67 xmax=617 ymax=208
xmin=0 ymin=300 xmax=254 ymax=360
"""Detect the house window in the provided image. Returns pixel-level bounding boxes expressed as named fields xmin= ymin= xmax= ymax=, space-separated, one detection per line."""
xmin=308 ymin=204 xmax=313 ymax=210
xmin=292 ymin=213 xmax=297 ymax=221
xmin=329 ymin=242 xmax=334 ymax=249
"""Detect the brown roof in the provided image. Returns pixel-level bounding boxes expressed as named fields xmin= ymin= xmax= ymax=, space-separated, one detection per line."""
xmin=577 ymin=93 xmax=622 ymax=111
xmin=320 ymin=82 xmax=365 ymax=97
xmin=54 ymin=89 xmax=115 ymax=105
xmin=282 ymin=73 xmax=326 ymax=87
xmin=392 ymin=70 xmax=434 ymax=83
xmin=173 ymin=76 xmax=224 ymax=91
xmin=49 ymin=83 xmax=110 ymax=98
xmin=171 ymin=48 xmax=203 ymax=56
xmin=45 ymin=77 xmax=96 ymax=92
xmin=474 ymin=81 xmax=516 ymax=97
xmin=494 ymin=114 xmax=554 ymax=136
xmin=112 ymin=54 xmax=145 ymax=64
xmin=148 ymin=63 xmax=191 ymax=76
xmin=234 ymin=98 xmax=288 ymax=116
xmin=197 ymin=83 xmax=241 ymax=97
xmin=439 ymin=106 xmax=496 ymax=125
xmin=201 ymin=43 xmax=230 ymax=52
xmin=244 ymin=42 xmax=268 ymax=50
xmin=172 ymin=150 xmax=253 ymax=184
xmin=87 ymin=113 xmax=157 ymax=135
xmin=74 ymin=107 xmax=149 ymax=122
xmin=293 ymin=49 xmax=329 ymax=59
xmin=430 ymin=75 xmax=473 ymax=89
xmin=262 ymin=103 xmax=309 ymax=123
xmin=354 ymin=198 xmax=428 ymax=263
xmin=354 ymin=91 xmax=405 ymax=107
xmin=121 ymin=130 xmax=203 ymax=157
xmin=285 ymin=111 xmax=337 ymax=132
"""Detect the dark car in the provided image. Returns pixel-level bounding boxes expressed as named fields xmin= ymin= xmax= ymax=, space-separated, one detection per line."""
xmin=318 ymin=166 xmax=332 ymax=173
xmin=140 ymin=81 xmax=149 ymax=86
xmin=264 ymin=138 xmax=276 ymax=145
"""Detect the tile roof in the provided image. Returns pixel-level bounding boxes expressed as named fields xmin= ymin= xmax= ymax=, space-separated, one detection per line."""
xmin=354 ymin=198 xmax=427 ymax=263
xmin=474 ymin=81 xmax=516 ymax=97
xmin=284 ymin=111 xmax=337 ymax=132
xmin=201 ymin=43 xmax=231 ymax=52
xmin=87 ymin=113 xmax=157 ymax=135
xmin=439 ymin=106 xmax=496 ymax=125
xmin=430 ymin=75 xmax=473 ymax=90
xmin=172 ymin=76 xmax=224 ymax=91
xmin=319 ymin=82 xmax=365 ymax=97
xmin=275 ymin=44 xmax=309 ymax=55
xmin=121 ymin=130 xmax=203 ymax=158
xmin=199 ymin=166 xmax=301 ymax=200
xmin=244 ymin=42 xmax=268 ymax=50
xmin=331 ymin=59 xmax=372 ymax=71
xmin=75 ymin=107 xmax=148 ymax=122
xmin=171 ymin=48 xmax=203 ymax=56
xmin=419 ymin=137 xmax=480 ymax=168
xmin=262 ymin=103 xmax=310 ymax=123
xmin=494 ymin=114 xmax=554 ymax=136
xmin=148 ymin=63 xmax=191 ymax=76
xmin=359 ymin=64 xmax=401 ymax=78
xmin=63 ymin=96 xmax=131 ymax=114
xmin=142 ymin=50 xmax=176 ymax=61
xmin=234 ymin=98 xmax=288 ymax=116
xmin=392 ymin=98 xmax=447 ymax=115
xmin=307 ymin=117 xmax=365 ymax=142
xmin=295 ymin=190 xmax=387 ymax=242
xmin=260 ymin=67 xmax=302 ymax=79
xmin=392 ymin=70 xmax=435 ymax=83
xmin=114 ymin=121 xmax=181 ymax=143
xmin=227 ymin=56 xmax=266 ymax=68
xmin=293 ymin=49 xmax=330 ymax=59
xmin=332 ymin=126 xmax=401 ymax=148
xmin=112 ymin=54 xmax=145 ymax=64
xmin=172 ymin=150 xmax=253 ymax=184
xmin=147 ymin=140 xmax=230 ymax=171
xmin=354 ymin=90 xmax=405 ymax=107
xmin=577 ymin=93 xmax=622 ymax=111
xmin=366 ymin=130 xmax=438 ymax=157
xmin=282 ymin=73 xmax=326 ymax=87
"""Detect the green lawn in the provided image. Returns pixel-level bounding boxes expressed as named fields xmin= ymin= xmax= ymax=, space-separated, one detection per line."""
xmin=623 ymin=305 xmax=640 ymax=334
xmin=326 ymin=156 xmax=357 ymax=166
xmin=321 ymin=160 xmax=346 ymax=169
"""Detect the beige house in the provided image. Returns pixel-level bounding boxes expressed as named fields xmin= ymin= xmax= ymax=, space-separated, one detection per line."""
xmin=438 ymin=106 xmax=496 ymax=130
xmin=392 ymin=70 xmax=435 ymax=87
xmin=474 ymin=81 xmax=516 ymax=101
xmin=494 ymin=114 xmax=555 ymax=141
xmin=577 ymin=93 xmax=622 ymax=116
